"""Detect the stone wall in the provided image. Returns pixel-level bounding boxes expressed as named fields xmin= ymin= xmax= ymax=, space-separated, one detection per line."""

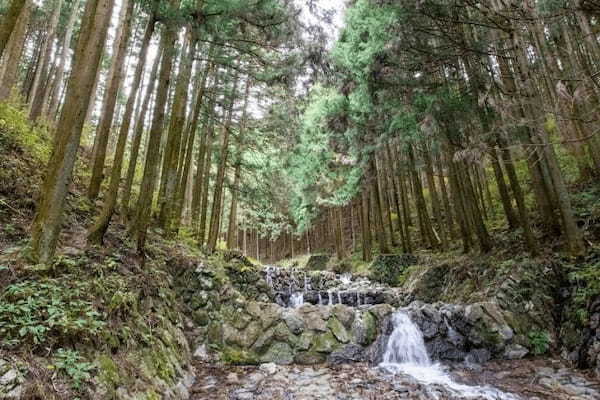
xmin=175 ymin=256 xmax=396 ymax=365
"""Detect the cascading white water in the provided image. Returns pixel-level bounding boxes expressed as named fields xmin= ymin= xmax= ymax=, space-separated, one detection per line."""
xmin=328 ymin=291 xmax=333 ymax=305
xmin=290 ymin=292 xmax=304 ymax=308
xmin=379 ymin=312 xmax=519 ymax=400
xmin=340 ymin=273 xmax=352 ymax=285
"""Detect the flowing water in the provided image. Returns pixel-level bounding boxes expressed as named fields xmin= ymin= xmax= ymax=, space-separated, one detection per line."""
xmin=379 ymin=312 xmax=520 ymax=400
xmin=289 ymin=292 xmax=304 ymax=308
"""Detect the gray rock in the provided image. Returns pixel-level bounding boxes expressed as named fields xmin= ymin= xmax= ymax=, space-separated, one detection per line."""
xmin=503 ymin=344 xmax=528 ymax=360
xmin=283 ymin=311 xmax=305 ymax=334
xmin=328 ymin=344 xmax=365 ymax=364
xmin=259 ymin=362 xmax=279 ymax=375
xmin=328 ymin=317 xmax=350 ymax=343
xmin=260 ymin=342 xmax=294 ymax=364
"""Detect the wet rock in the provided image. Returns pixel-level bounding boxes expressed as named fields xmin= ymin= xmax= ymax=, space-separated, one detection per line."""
xmin=352 ymin=311 xmax=377 ymax=345
xmin=328 ymin=344 xmax=365 ymax=364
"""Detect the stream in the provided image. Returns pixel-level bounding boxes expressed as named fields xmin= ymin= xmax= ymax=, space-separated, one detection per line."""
xmin=188 ymin=264 xmax=600 ymax=399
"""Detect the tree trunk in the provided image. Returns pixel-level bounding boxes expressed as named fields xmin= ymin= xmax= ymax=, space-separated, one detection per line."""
xmin=0 ymin=0 xmax=28 ymax=60
xmin=87 ymin=10 xmax=154 ymax=245
xmin=131 ymin=13 xmax=179 ymax=254
xmin=45 ymin=0 xmax=81 ymax=120
xmin=121 ymin=39 xmax=161 ymax=216
xmin=29 ymin=0 xmax=63 ymax=122
xmin=490 ymin=147 xmax=518 ymax=230
xmin=157 ymin=31 xmax=195 ymax=231
xmin=87 ymin=0 xmax=133 ymax=200
xmin=29 ymin=0 xmax=115 ymax=263
xmin=207 ymin=71 xmax=240 ymax=253
xmin=360 ymin=189 xmax=372 ymax=261
xmin=226 ymin=79 xmax=251 ymax=249
xmin=0 ymin=1 xmax=31 ymax=100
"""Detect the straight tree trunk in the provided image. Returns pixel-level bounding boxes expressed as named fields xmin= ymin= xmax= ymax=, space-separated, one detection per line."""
xmin=45 ymin=0 xmax=81 ymax=120
xmin=0 ymin=1 xmax=31 ymax=100
xmin=360 ymin=189 xmax=372 ymax=261
xmin=0 ymin=0 xmax=28 ymax=59
xmin=87 ymin=0 xmax=133 ymax=200
xmin=29 ymin=0 xmax=63 ymax=121
xmin=207 ymin=72 xmax=240 ymax=253
xmin=29 ymin=0 xmax=115 ymax=263
xmin=131 ymin=12 xmax=179 ymax=254
xmin=369 ymin=157 xmax=390 ymax=254
xmin=490 ymin=147 xmax=518 ymax=230
xmin=226 ymin=79 xmax=251 ymax=249
xmin=121 ymin=40 xmax=161 ymax=216
xmin=172 ymin=56 xmax=212 ymax=233
xmin=158 ymin=31 xmax=195 ymax=231
xmin=87 ymin=10 xmax=154 ymax=244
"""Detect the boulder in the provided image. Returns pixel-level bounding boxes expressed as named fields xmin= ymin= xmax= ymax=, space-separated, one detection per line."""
xmin=328 ymin=317 xmax=350 ymax=343
xmin=260 ymin=342 xmax=294 ymax=365
xmin=351 ymin=312 xmax=377 ymax=345
xmin=282 ymin=311 xmax=305 ymax=335
xmin=328 ymin=344 xmax=365 ymax=364
xmin=313 ymin=332 xmax=340 ymax=353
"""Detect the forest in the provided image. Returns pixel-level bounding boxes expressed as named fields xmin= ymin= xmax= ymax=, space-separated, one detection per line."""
xmin=1 ymin=0 xmax=600 ymax=399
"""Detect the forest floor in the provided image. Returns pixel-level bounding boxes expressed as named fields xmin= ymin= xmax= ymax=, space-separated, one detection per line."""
xmin=189 ymin=359 xmax=600 ymax=400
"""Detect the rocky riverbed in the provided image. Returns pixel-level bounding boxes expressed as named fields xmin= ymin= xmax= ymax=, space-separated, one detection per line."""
xmin=189 ymin=359 xmax=600 ymax=400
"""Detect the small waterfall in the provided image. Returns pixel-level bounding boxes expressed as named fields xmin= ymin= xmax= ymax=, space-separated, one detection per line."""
xmin=328 ymin=291 xmax=333 ymax=305
xmin=265 ymin=266 xmax=274 ymax=289
xmin=337 ymin=292 xmax=342 ymax=305
xmin=340 ymin=273 xmax=352 ymax=285
xmin=379 ymin=312 xmax=519 ymax=400
xmin=304 ymin=274 xmax=310 ymax=292
xmin=356 ymin=292 xmax=361 ymax=306
xmin=318 ymin=292 xmax=323 ymax=305
xmin=290 ymin=292 xmax=304 ymax=308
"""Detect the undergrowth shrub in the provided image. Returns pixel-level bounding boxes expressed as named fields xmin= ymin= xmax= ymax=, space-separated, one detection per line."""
xmin=0 ymin=278 xmax=106 ymax=348
xmin=0 ymin=100 xmax=50 ymax=161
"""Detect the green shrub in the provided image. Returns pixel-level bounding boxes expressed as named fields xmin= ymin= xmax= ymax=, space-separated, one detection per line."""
xmin=0 ymin=279 xmax=106 ymax=348
xmin=369 ymin=254 xmax=417 ymax=285
xmin=53 ymin=348 xmax=94 ymax=390
xmin=528 ymin=330 xmax=550 ymax=355
xmin=0 ymin=101 xmax=50 ymax=161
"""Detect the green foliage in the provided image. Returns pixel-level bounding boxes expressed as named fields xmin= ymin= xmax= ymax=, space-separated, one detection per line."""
xmin=0 ymin=101 xmax=50 ymax=162
xmin=527 ymin=330 xmax=550 ymax=355
xmin=369 ymin=254 xmax=417 ymax=286
xmin=568 ymin=259 xmax=600 ymax=324
xmin=53 ymin=349 xmax=94 ymax=390
xmin=0 ymin=279 xmax=106 ymax=348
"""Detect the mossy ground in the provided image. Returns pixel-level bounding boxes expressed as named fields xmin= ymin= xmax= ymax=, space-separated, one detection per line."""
xmin=0 ymin=100 xmax=197 ymax=398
